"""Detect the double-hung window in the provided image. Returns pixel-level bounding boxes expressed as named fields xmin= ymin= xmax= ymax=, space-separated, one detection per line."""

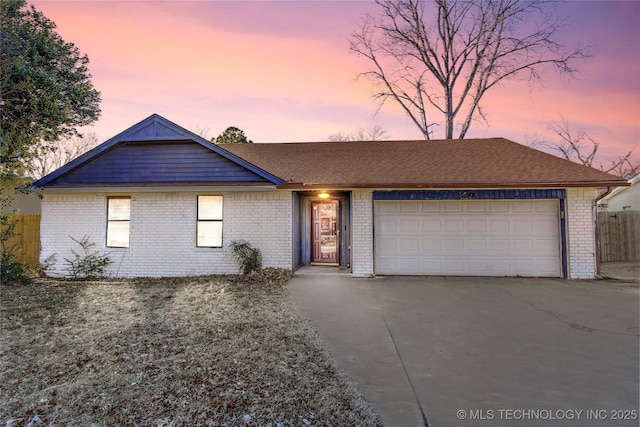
xmin=107 ymin=197 xmax=130 ymax=248
xmin=197 ymin=196 xmax=223 ymax=247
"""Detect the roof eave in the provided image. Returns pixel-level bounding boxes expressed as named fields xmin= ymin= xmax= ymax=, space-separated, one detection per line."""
xmin=276 ymin=181 xmax=630 ymax=190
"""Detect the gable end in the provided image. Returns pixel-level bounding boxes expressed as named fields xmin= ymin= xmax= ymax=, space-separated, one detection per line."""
xmin=46 ymin=141 xmax=273 ymax=187
xmin=34 ymin=114 xmax=285 ymax=188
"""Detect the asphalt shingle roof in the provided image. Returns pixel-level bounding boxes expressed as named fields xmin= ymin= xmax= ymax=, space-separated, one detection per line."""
xmin=223 ymin=138 xmax=626 ymax=188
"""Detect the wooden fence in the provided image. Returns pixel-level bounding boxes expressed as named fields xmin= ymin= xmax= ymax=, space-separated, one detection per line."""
xmin=1 ymin=214 xmax=41 ymax=266
xmin=597 ymin=210 xmax=640 ymax=262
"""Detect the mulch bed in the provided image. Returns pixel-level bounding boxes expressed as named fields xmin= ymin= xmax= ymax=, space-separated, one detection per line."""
xmin=1 ymin=269 xmax=382 ymax=426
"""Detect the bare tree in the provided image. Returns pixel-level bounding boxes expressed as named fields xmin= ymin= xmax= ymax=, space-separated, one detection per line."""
xmin=27 ymin=133 xmax=100 ymax=179
xmin=327 ymin=124 xmax=389 ymax=141
xmin=538 ymin=117 xmax=639 ymax=178
xmin=351 ymin=0 xmax=589 ymax=139
xmin=189 ymin=124 xmax=212 ymax=140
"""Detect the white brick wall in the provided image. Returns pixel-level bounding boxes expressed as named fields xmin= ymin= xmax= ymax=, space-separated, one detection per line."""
xmin=351 ymin=189 xmax=374 ymax=277
xmin=566 ymin=187 xmax=598 ymax=279
xmin=40 ymin=191 xmax=292 ymax=278
xmin=40 ymin=187 xmax=600 ymax=280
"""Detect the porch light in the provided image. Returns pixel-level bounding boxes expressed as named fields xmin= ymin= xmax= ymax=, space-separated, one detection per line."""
xmin=317 ymin=191 xmax=330 ymax=199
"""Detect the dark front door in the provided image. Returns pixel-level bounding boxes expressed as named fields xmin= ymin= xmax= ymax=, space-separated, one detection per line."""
xmin=311 ymin=200 xmax=339 ymax=264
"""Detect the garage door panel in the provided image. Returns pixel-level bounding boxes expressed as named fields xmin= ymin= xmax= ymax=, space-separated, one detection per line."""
xmin=512 ymin=201 xmax=533 ymax=212
xmin=445 ymin=220 xmax=463 ymax=232
xmin=421 ymin=202 xmax=441 ymax=212
xmin=512 ymin=239 xmax=534 ymax=252
xmin=398 ymin=258 xmax=420 ymax=272
xmin=535 ymin=200 xmax=558 ymax=212
xmin=399 ymin=203 xmax=419 ymax=212
xmin=445 ymin=239 xmax=464 ymax=251
xmin=490 ymin=219 xmax=509 ymax=232
xmin=377 ymin=202 xmax=397 ymax=213
xmin=467 ymin=202 xmax=487 ymax=212
xmin=398 ymin=218 xmax=419 ymax=232
xmin=375 ymin=200 xmax=561 ymax=277
xmin=535 ymin=217 xmax=558 ymax=233
xmin=513 ymin=259 xmax=536 ymax=274
xmin=377 ymin=257 xmax=398 ymax=272
xmin=422 ymin=259 xmax=442 ymax=271
xmin=378 ymin=217 xmax=397 ymax=233
xmin=467 ymin=239 xmax=487 ymax=252
xmin=398 ymin=238 xmax=419 ymax=252
xmin=536 ymin=239 xmax=560 ymax=254
xmin=422 ymin=219 xmax=441 ymax=232
xmin=377 ymin=238 xmax=397 ymax=254
xmin=512 ymin=218 xmax=534 ymax=234
xmin=445 ymin=202 xmax=463 ymax=212
xmin=423 ymin=239 xmax=441 ymax=252
xmin=489 ymin=202 xmax=509 ymax=212
xmin=467 ymin=259 xmax=488 ymax=272
xmin=487 ymin=259 xmax=511 ymax=273
xmin=467 ymin=219 xmax=487 ymax=232
xmin=443 ymin=259 xmax=465 ymax=272
xmin=490 ymin=239 xmax=510 ymax=251
xmin=536 ymin=260 xmax=561 ymax=274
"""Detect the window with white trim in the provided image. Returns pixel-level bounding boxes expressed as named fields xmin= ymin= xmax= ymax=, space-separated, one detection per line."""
xmin=197 ymin=195 xmax=223 ymax=247
xmin=107 ymin=197 xmax=130 ymax=248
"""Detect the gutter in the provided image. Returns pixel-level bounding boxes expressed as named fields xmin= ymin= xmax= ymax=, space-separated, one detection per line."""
xmin=276 ymin=181 xmax=630 ymax=190
xmin=593 ymin=186 xmax=614 ymax=278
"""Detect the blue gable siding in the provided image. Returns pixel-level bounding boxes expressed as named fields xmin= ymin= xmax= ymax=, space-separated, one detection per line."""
xmin=49 ymin=141 xmax=272 ymax=186
xmin=372 ymin=189 xmax=567 ymax=200
xmin=34 ymin=114 xmax=284 ymax=188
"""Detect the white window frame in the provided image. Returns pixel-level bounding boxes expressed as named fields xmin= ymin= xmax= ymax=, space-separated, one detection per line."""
xmin=106 ymin=197 xmax=131 ymax=248
xmin=197 ymin=195 xmax=223 ymax=248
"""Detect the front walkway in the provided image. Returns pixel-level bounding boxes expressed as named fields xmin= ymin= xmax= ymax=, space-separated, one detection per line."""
xmin=288 ymin=275 xmax=639 ymax=427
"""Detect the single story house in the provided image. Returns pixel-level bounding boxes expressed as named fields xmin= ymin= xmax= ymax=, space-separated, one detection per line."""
xmin=597 ymin=173 xmax=640 ymax=211
xmin=34 ymin=114 xmax=628 ymax=279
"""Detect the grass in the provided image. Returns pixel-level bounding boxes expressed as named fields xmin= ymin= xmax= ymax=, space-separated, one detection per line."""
xmin=0 ymin=270 xmax=382 ymax=426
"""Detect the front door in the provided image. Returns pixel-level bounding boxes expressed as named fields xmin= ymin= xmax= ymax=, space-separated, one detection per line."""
xmin=311 ymin=201 xmax=339 ymax=264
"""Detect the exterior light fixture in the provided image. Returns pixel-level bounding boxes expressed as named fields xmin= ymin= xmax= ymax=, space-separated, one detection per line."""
xmin=317 ymin=191 xmax=330 ymax=199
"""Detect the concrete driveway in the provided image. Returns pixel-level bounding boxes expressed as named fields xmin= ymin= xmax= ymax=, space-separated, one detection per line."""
xmin=288 ymin=274 xmax=639 ymax=427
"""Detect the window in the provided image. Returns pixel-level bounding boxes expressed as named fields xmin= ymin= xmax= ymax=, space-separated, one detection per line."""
xmin=107 ymin=197 xmax=130 ymax=248
xmin=197 ymin=196 xmax=223 ymax=247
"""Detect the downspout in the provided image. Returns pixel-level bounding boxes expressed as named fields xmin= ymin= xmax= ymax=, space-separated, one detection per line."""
xmin=593 ymin=187 xmax=613 ymax=278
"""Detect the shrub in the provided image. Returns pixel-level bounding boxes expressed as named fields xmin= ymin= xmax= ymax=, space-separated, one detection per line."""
xmin=0 ymin=251 xmax=31 ymax=285
xmin=64 ymin=235 xmax=112 ymax=279
xmin=230 ymin=240 xmax=263 ymax=275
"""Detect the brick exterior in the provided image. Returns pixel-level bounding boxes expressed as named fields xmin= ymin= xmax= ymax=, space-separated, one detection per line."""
xmin=566 ymin=187 xmax=599 ymax=279
xmin=40 ymin=191 xmax=292 ymax=278
xmin=351 ymin=189 xmax=374 ymax=277
xmin=41 ymin=187 xmax=600 ymax=279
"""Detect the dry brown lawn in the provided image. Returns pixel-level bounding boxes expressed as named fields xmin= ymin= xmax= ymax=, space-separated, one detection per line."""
xmin=1 ymin=270 xmax=382 ymax=426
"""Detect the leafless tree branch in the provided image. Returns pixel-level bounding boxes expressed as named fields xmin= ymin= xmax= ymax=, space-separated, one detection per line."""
xmin=539 ymin=117 xmax=639 ymax=178
xmin=27 ymin=133 xmax=99 ymax=179
xmin=327 ymin=124 xmax=390 ymax=142
xmin=350 ymin=0 xmax=590 ymax=139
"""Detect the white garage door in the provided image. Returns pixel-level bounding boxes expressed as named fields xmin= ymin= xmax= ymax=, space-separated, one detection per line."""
xmin=374 ymin=200 xmax=561 ymax=277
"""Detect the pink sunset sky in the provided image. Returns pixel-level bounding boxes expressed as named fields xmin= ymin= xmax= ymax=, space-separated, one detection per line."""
xmin=32 ymin=0 xmax=639 ymax=162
